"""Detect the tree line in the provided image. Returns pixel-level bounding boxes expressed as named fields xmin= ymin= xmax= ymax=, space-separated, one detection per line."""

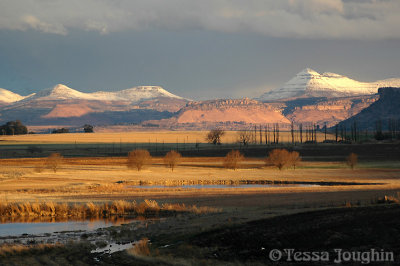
xmin=0 ymin=120 xmax=28 ymax=135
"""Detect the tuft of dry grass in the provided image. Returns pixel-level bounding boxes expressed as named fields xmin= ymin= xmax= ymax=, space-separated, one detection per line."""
xmin=0 ymin=170 xmax=25 ymax=179
xmin=0 ymin=243 xmax=62 ymax=257
xmin=0 ymin=200 xmax=220 ymax=218
xmin=128 ymin=237 xmax=151 ymax=257
xmin=33 ymin=163 xmax=45 ymax=173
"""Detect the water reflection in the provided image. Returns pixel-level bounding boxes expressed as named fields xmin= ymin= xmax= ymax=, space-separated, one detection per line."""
xmin=0 ymin=216 xmax=135 ymax=237
xmin=0 ymin=215 xmax=133 ymax=224
xmin=130 ymin=184 xmax=319 ymax=189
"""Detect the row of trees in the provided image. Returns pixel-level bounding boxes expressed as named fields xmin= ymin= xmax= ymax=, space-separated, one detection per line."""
xmin=126 ymin=148 xmax=302 ymax=171
xmin=44 ymin=150 xmax=183 ymax=173
xmin=125 ymin=149 xmax=359 ymax=171
xmin=206 ymin=125 xmax=318 ymax=146
xmin=207 ymin=118 xmax=400 ymax=146
xmin=0 ymin=121 xmax=94 ymax=135
xmin=44 ymin=149 xmax=358 ymax=173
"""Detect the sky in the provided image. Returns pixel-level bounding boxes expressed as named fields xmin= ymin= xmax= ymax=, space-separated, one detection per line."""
xmin=0 ymin=0 xmax=400 ymax=100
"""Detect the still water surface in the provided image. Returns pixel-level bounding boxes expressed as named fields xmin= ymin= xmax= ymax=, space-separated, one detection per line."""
xmin=0 ymin=217 xmax=134 ymax=237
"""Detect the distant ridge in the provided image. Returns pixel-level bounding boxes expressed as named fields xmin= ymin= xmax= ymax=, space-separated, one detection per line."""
xmin=258 ymin=68 xmax=400 ymax=101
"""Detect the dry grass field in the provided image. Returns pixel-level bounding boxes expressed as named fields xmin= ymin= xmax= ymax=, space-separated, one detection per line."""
xmin=0 ymin=130 xmax=335 ymax=144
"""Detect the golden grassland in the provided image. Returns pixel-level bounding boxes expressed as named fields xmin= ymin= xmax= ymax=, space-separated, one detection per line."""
xmin=0 ymin=156 xmax=399 ymax=205
xmin=0 ymin=130 xmax=335 ymax=144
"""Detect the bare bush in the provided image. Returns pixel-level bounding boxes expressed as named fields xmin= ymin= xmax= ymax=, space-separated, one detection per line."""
xmin=164 ymin=150 xmax=182 ymax=172
xmin=237 ymin=131 xmax=252 ymax=145
xmin=46 ymin=153 xmax=63 ymax=173
xmin=266 ymin=149 xmax=291 ymax=170
xmin=127 ymin=149 xmax=152 ymax=171
xmin=289 ymin=151 xmax=301 ymax=170
xmin=346 ymin=153 xmax=358 ymax=170
xmin=206 ymin=129 xmax=225 ymax=145
xmin=223 ymin=150 xmax=244 ymax=170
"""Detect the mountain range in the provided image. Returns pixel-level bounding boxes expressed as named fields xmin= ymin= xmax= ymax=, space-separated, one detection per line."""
xmin=1 ymin=68 xmax=399 ymax=130
xmin=0 ymin=84 xmax=184 ymax=103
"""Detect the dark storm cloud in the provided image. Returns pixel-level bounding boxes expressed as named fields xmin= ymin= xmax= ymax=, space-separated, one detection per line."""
xmin=0 ymin=0 xmax=399 ymax=39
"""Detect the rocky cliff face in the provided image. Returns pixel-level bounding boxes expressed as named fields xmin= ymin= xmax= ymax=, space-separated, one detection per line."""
xmin=337 ymin=87 xmax=400 ymax=130
xmin=284 ymin=95 xmax=378 ymax=127
xmin=143 ymin=98 xmax=291 ymax=130
xmin=175 ymin=99 xmax=289 ymax=124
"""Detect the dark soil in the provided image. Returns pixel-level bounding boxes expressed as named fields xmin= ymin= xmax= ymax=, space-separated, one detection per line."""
xmin=185 ymin=204 xmax=400 ymax=264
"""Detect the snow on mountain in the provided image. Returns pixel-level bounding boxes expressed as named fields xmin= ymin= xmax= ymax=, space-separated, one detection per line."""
xmin=0 ymin=88 xmax=28 ymax=103
xmin=375 ymin=78 xmax=400 ymax=88
xmin=258 ymin=68 xmax=400 ymax=101
xmin=22 ymin=84 xmax=184 ymax=102
xmin=26 ymin=84 xmax=97 ymax=101
xmin=90 ymin=86 xmax=184 ymax=102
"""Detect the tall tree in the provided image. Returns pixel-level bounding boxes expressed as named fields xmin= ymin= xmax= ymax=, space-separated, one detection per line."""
xmin=290 ymin=121 xmax=295 ymax=145
xmin=206 ymin=129 xmax=225 ymax=145
xmin=299 ymin=123 xmax=303 ymax=144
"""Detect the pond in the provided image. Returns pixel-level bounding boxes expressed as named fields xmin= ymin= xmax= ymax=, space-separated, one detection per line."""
xmin=128 ymin=180 xmax=380 ymax=189
xmin=0 ymin=217 xmax=135 ymax=237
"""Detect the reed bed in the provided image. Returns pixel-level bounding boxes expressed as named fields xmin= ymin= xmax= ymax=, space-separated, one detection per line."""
xmin=0 ymin=200 xmax=220 ymax=218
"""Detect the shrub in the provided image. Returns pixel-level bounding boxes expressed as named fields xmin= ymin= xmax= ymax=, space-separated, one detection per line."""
xmin=52 ymin=128 xmax=69 ymax=134
xmin=83 ymin=124 xmax=94 ymax=133
xmin=164 ymin=150 xmax=182 ymax=172
xmin=223 ymin=150 xmax=244 ymax=170
xmin=346 ymin=153 xmax=358 ymax=170
xmin=46 ymin=153 xmax=63 ymax=173
xmin=127 ymin=149 xmax=152 ymax=171
xmin=289 ymin=151 xmax=301 ymax=170
xmin=266 ymin=149 xmax=291 ymax=170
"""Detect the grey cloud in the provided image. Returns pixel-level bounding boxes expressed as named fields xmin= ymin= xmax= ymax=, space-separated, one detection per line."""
xmin=0 ymin=0 xmax=399 ymax=39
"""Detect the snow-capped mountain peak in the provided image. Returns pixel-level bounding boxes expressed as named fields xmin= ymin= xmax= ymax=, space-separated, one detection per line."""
xmin=298 ymin=68 xmax=320 ymax=76
xmin=31 ymin=84 xmax=92 ymax=100
xmin=0 ymin=88 xmax=26 ymax=103
xmin=258 ymin=68 xmax=400 ymax=101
